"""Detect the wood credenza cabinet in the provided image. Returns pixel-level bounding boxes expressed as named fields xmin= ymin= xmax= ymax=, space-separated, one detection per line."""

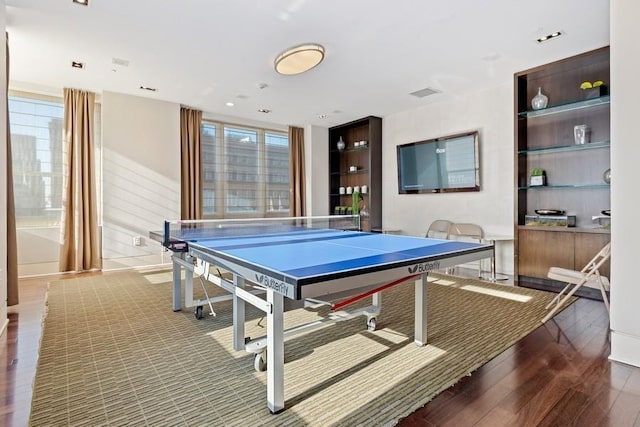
xmin=514 ymin=47 xmax=611 ymax=294
xmin=518 ymin=228 xmax=610 ymax=279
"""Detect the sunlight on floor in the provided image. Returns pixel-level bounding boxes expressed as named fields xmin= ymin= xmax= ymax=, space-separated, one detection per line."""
xmin=432 ymin=277 xmax=532 ymax=302
xmin=143 ymin=271 xmax=174 ymax=284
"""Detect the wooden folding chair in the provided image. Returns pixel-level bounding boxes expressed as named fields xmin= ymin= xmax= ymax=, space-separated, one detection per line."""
xmin=542 ymin=242 xmax=611 ymax=323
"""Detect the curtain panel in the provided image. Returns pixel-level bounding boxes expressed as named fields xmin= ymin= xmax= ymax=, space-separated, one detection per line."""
xmin=5 ymin=32 xmax=18 ymax=305
xmin=288 ymin=126 xmax=306 ymax=217
xmin=59 ymin=88 xmax=101 ymax=272
xmin=180 ymin=107 xmax=202 ymax=220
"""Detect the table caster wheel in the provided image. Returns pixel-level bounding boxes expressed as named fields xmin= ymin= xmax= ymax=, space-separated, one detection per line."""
xmin=367 ymin=317 xmax=377 ymax=332
xmin=194 ymin=305 xmax=203 ymax=319
xmin=254 ymin=351 xmax=267 ymax=372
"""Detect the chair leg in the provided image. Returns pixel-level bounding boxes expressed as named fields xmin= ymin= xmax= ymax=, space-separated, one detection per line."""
xmin=541 ymin=279 xmax=588 ymax=323
xmin=545 ymin=282 xmax=573 ymax=310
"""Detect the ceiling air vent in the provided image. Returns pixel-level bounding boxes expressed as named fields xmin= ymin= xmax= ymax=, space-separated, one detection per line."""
xmin=409 ymin=87 xmax=440 ymax=98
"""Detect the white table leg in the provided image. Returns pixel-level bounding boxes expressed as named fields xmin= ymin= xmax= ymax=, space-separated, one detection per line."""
xmin=491 ymin=240 xmax=497 ymax=281
xmin=267 ymin=289 xmax=285 ymax=413
xmin=232 ymin=275 xmax=246 ymax=351
xmin=172 ymin=255 xmax=182 ymax=311
xmin=414 ymin=273 xmax=428 ymax=346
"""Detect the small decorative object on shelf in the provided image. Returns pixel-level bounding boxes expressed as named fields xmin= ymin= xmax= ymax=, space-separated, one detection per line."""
xmin=580 ymin=80 xmax=608 ymax=99
xmin=352 ymin=191 xmax=362 ymax=215
xmin=531 ymin=87 xmax=548 ymax=110
xmin=337 ymin=136 xmax=346 ymax=151
xmin=603 ymin=168 xmax=611 ymax=184
xmin=530 ymin=168 xmax=546 ymax=186
xmin=574 ymin=124 xmax=590 ymax=144
xmin=525 ymin=214 xmax=576 ymax=227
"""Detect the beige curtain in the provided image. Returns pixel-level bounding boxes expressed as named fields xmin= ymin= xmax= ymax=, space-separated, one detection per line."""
xmin=59 ymin=88 xmax=101 ymax=272
xmin=6 ymin=32 xmax=19 ymax=305
xmin=288 ymin=126 xmax=306 ymax=217
xmin=180 ymin=107 xmax=202 ymax=220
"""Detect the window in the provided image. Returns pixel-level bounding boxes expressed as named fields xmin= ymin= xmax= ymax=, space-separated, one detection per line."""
xmin=201 ymin=121 xmax=289 ymax=218
xmin=8 ymin=92 xmax=102 ymax=228
xmin=9 ymin=94 xmax=64 ymax=227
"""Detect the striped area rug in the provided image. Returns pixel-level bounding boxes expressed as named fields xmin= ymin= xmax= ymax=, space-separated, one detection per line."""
xmin=29 ymin=270 xmax=565 ymax=426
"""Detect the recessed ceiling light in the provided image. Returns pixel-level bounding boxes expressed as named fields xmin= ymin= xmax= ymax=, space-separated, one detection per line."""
xmin=72 ymin=0 xmax=89 ymax=5
xmin=258 ymin=108 xmax=271 ymax=113
xmin=226 ymin=102 xmax=235 ymax=107
xmin=71 ymin=61 xmax=84 ymax=69
xmin=139 ymin=86 xmax=157 ymax=92
xmin=112 ymin=57 xmax=129 ymax=67
xmin=318 ymin=114 xmax=328 ymax=119
xmin=274 ymin=43 xmax=325 ymax=75
xmin=537 ymin=31 xmax=562 ymax=43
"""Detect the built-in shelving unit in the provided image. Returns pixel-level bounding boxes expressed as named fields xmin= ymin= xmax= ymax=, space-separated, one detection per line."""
xmin=514 ymin=46 xmax=611 ymax=294
xmin=328 ymin=116 xmax=382 ymax=231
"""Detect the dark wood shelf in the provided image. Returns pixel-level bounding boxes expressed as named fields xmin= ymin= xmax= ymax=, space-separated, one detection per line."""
xmin=329 ymin=117 xmax=382 ymax=231
xmin=514 ymin=46 xmax=611 ymax=284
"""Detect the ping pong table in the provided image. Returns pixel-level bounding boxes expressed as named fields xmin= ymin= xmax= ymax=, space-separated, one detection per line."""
xmin=152 ymin=215 xmax=493 ymax=413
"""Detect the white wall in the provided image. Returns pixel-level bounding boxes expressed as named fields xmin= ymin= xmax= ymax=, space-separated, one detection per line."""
xmin=609 ymin=1 xmax=640 ymax=367
xmin=382 ymin=83 xmax=515 ymax=274
xmin=1 ymin=3 xmax=8 ymax=334
xmin=305 ymin=125 xmax=329 ymax=216
xmin=101 ymin=91 xmax=181 ymax=270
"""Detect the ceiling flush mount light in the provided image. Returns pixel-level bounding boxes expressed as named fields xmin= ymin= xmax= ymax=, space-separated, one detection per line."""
xmin=274 ymin=43 xmax=325 ymax=75
xmin=537 ymin=31 xmax=562 ymax=43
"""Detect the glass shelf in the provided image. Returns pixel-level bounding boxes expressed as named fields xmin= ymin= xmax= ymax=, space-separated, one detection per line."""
xmin=330 ymin=168 xmax=369 ymax=176
xmin=330 ymin=145 xmax=369 ymax=154
xmin=518 ymin=95 xmax=610 ymax=118
xmin=518 ymin=183 xmax=610 ymax=191
xmin=518 ymin=140 xmax=610 ymax=155
xmin=330 ymin=192 xmax=369 ymax=197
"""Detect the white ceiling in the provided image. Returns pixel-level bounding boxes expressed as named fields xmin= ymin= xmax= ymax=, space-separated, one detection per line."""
xmin=5 ymin=0 xmax=610 ymax=128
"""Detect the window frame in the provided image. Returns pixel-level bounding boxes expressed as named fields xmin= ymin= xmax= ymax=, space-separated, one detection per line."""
xmin=8 ymin=90 xmax=102 ymax=229
xmin=200 ymin=119 xmax=290 ymax=219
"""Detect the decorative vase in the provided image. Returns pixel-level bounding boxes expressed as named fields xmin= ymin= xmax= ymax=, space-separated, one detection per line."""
xmin=336 ymin=136 xmax=345 ymax=151
xmin=531 ymin=87 xmax=548 ymax=110
xmin=603 ymin=168 xmax=611 ymax=184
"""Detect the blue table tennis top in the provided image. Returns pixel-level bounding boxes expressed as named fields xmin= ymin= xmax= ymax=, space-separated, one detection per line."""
xmin=184 ymin=229 xmax=490 ymax=292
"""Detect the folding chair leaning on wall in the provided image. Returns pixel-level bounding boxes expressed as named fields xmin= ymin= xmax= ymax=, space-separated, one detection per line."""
xmin=542 ymin=242 xmax=611 ymax=324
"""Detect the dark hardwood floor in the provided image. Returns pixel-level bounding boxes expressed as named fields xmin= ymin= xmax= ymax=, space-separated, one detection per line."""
xmin=2 ymin=273 xmax=640 ymax=426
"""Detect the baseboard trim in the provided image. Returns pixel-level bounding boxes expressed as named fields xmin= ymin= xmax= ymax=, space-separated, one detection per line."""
xmin=610 ymin=330 xmax=640 ymax=368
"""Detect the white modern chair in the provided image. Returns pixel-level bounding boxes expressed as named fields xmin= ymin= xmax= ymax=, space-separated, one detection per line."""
xmin=542 ymin=242 xmax=611 ymax=323
xmin=447 ymin=223 xmax=484 ymax=277
xmin=425 ymin=219 xmax=452 ymax=239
